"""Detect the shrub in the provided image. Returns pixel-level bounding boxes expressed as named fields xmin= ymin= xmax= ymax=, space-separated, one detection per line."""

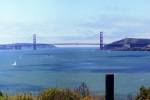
xmin=0 ymin=91 xmax=3 ymax=97
xmin=0 ymin=83 xmax=93 ymax=100
xmin=74 ymin=82 xmax=90 ymax=97
xmin=135 ymin=86 xmax=150 ymax=100
xmin=38 ymin=88 xmax=81 ymax=100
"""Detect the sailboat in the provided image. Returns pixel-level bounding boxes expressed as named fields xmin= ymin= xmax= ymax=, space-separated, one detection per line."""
xmin=12 ymin=61 xmax=17 ymax=66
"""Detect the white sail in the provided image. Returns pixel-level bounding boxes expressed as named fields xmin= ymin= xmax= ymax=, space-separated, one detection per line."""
xmin=12 ymin=61 xmax=17 ymax=66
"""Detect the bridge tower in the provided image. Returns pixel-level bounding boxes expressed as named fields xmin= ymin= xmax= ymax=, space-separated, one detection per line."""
xmin=100 ymin=32 xmax=104 ymax=50
xmin=33 ymin=34 xmax=36 ymax=50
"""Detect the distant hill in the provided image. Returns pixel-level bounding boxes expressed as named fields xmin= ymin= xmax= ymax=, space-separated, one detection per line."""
xmin=104 ymin=38 xmax=150 ymax=51
xmin=0 ymin=43 xmax=55 ymax=50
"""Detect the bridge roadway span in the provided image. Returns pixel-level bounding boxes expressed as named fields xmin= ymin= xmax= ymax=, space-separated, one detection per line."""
xmin=51 ymin=43 xmax=103 ymax=45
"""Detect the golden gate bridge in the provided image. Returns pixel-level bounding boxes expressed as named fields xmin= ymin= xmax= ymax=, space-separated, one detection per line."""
xmin=14 ymin=32 xmax=149 ymax=50
xmin=31 ymin=32 xmax=104 ymax=50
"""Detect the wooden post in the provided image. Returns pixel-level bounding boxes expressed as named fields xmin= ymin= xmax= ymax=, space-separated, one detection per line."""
xmin=106 ymin=74 xmax=114 ymax=100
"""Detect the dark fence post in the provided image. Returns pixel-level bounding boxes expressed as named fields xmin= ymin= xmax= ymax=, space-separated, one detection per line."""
xmin=106 ymin=74 xmax=114 ymax=100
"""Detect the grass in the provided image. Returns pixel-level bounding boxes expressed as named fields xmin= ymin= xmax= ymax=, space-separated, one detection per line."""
xmin=0 ymin=84 xmax=149 ymax=100
xmin=0 ymin=89 xmax=100 ymax=100
xmin=0 ymin=82 xmax=101 ymax=100
xmin=0 ymin=83 xmax=150 ymax=100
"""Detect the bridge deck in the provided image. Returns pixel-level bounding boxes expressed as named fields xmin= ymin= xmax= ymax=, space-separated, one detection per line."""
xmin=51 ymin=43 xmax=102 ymax=45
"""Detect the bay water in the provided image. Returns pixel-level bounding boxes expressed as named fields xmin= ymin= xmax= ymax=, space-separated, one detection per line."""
xmin=0 ymin=48 xmax=150 ymax=96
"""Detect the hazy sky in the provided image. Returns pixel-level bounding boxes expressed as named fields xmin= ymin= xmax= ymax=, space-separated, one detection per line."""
xmin=0 ymin=0 xmax=150 ymax=44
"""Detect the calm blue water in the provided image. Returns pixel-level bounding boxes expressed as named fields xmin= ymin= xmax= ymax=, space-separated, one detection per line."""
xmin=0 ymin=48 xmax=150 ymax=95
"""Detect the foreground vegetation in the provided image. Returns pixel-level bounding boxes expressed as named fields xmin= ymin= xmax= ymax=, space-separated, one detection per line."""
xmin=135 ymin=86 xmax=150 ymax=100
xmin=124 ymin=86 xmax=150 ymax=100
xmin=0 ymin=82 xmax=102 ymax=100
xmin=0 ymin=83 xmax=149 ymax=100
